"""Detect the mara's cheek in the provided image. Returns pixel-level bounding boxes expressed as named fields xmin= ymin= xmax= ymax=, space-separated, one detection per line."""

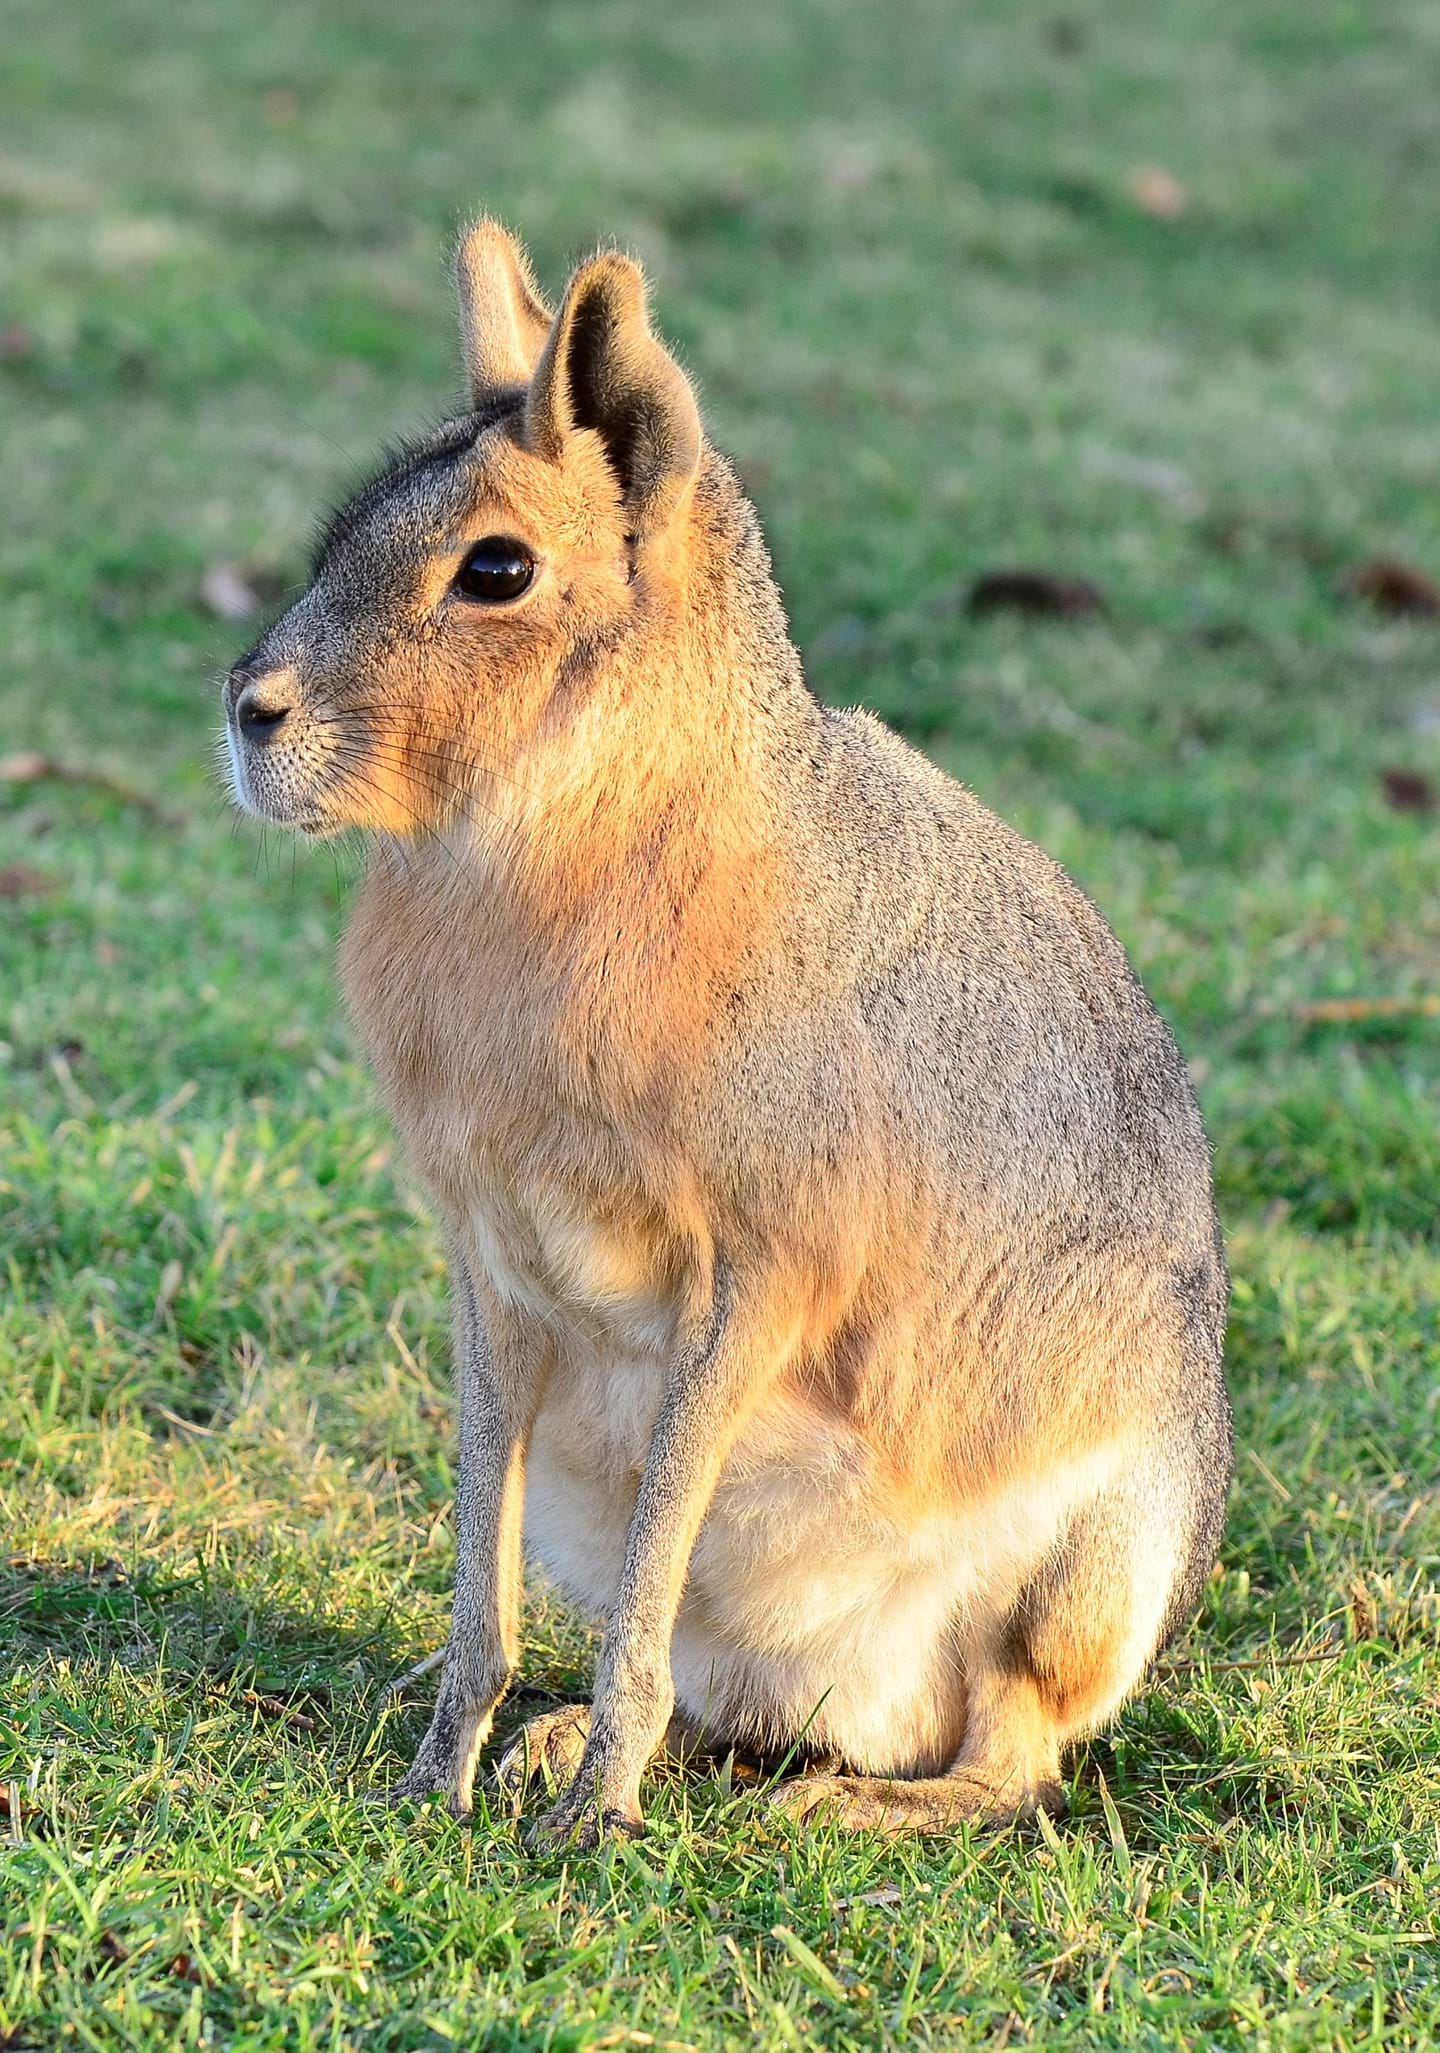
xmin=319 ymin=724 xmax=483 ymax=836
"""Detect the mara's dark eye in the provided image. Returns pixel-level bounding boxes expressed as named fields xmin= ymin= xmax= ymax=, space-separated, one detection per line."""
xmin=453 ymin=536 xmax=536 ymax=603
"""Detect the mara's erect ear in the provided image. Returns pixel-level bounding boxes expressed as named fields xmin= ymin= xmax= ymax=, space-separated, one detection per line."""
xmin=452 ymin=218 xmax=553 ymax=401
xmin=525 ymin=252 xmax=701 ymax=541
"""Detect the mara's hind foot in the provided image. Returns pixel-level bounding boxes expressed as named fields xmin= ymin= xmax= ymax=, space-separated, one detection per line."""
xmin=769 ymin=1767 xmax=1064 ymax=1835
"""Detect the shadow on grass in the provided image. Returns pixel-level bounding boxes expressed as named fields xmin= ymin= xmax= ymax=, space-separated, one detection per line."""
xmin=0 ymin=1550 xmax=440 ymax=1753
xmin=0 ymin=1551 xmax=612 ymax=1801
xmin=2 ymin=1555 xmax=1294 ymax=1838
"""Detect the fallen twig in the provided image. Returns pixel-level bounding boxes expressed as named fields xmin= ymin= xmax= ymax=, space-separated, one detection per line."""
xmin=386 ymin=1644 xmax=448 ymax=1697
xmin=0 ymin=749 xmax=185 ymax=828
xmin=242 ymin=1689 xmax=317 ymax=1731
xmin=1289 ymin=994 xmax=1439 ymax=1025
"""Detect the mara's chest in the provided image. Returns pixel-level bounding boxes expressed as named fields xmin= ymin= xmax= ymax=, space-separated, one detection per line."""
xmin=339 ymin=857 xmax=702 ymax=1214
xmin=341 ymin=868 xmax=538 ymax=1169
xmin=458 ymin=1180 xmax=686 ymax=1360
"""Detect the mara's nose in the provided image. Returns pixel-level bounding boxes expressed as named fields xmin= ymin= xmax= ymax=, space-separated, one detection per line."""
xmin=230 ymin=670 xmax=294 ymax=740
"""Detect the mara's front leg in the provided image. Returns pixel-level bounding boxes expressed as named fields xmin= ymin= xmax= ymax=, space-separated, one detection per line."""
xmin=532 ymin=1266 xmax=762 ymax=1848
xmin=387 ymin=1255 xmax=552 ymax=1817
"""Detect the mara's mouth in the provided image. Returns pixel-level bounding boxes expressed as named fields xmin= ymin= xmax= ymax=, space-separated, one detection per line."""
xmin=224 ymin=723 xmax=452 ymax=841
xmin=224 ymin=723 xmax=320 ymax=832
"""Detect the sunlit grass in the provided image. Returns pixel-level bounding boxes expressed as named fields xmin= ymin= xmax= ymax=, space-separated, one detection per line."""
xmin=1 ymin=0 xmax=1437 ymax=2044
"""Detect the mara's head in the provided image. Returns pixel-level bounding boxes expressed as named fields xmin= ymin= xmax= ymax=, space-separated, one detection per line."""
xmin=222 ymin=221 xmax=709 ymax=839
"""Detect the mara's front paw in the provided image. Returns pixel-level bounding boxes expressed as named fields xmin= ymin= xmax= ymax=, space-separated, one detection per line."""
xmin=367 ymin=1685 xmax=501 ymax=1821
xmin=495 ymin=1703 xmax=591 ymax=1811
xmin=362 ymin=1761 xmax=473 ymax=1820
xmin=365 ymin=1740 xmax=488 ymax=1823
xmin=525 ymin=1777 xmax=644 ymax=1851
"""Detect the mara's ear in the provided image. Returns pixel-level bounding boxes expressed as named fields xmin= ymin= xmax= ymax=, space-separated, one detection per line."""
xmin=525 ymin=251 xmax=701 ymax=542
xmin=452 ymin=218 xmax=553 ymax=401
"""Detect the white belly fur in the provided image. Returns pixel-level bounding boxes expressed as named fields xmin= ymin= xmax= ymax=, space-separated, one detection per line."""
xmin=524 ymin=1334 xmax=1125 ymax=1776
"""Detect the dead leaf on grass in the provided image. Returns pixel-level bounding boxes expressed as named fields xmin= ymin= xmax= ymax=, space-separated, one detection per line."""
xmin=832 ymin=1882 xmax=904 ymax=1911
xmin=0 ymin=862 xmax=58 ymax=900
xmin=262 ymin=87 xmax=301 ymax=127
xmin=1127 ymin=165 xmax=1190 ymax=220
xmin=242 ymin=1690 xmax=317 ymax=1732
xmin=1290 ymin=995 xmax=1439 ymax=1025
xmin=154 ymin=1259 xmax=184 ymax=1320
xmin=968 ymin=568 xmax=1108 ymax=620
xmin=1345 ymin=556 xmax=1440 ymax=618
xmin=0 ymin=322 xmax=37 ymax=364
xmin=0 ymin=750 xmax=183 ymax=826
xmin=1379 ymin=766 xmax=1437 ymax=813
xmin=200 ymin=559 xmax=263 ymax=621
xmin=200 ymin=558 xmax=291 ymax=622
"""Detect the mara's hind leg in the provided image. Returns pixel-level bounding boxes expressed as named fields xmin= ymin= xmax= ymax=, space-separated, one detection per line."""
xmin=495 ymin=1704 xmax=593 ymax=1809
xmin=769 ymin=1658 xmax=1068 ymax=1833
xmin=773 ymin=1459 xmax=1219 ymax=1835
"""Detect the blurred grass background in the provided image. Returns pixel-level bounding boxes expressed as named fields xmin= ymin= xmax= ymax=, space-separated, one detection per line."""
xmin=1 ymin=2 xmax=1438 ymax=2048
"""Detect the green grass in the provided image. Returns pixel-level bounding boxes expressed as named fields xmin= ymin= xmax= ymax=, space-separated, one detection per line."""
xmin=2 ymin=0 xmax=1438 ymax=2045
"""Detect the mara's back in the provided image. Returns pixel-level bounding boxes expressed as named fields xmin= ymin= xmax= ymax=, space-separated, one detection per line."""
xmin=765 ymin=698 xmax=1217 ymax=1256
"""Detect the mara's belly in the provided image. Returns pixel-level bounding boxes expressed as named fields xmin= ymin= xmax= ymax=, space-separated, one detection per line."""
xmin=524 ymin=1349 xmax=1121 ymax=1776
